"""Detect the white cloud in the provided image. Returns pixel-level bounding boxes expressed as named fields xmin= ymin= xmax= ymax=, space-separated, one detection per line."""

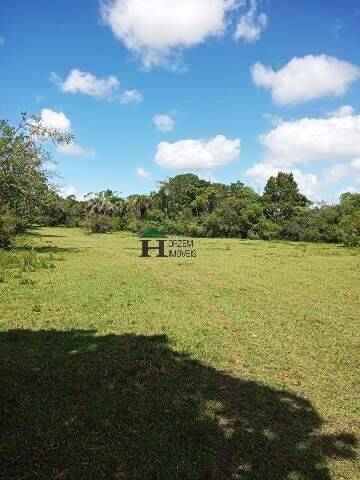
xmin=350 ymin=158 xmax=360 ymax=184
xmin=246 ymin=112 xmax=360 ymax=200
xmin=245 ymin=162 xmax=279 ymax=184
xmin=136 ymin=167 xmax=150 ymax=178
xmin=51 ymin=69 xmax=120 ymax=99
xmin=39 ymin=108 xmax=93 ymax=156
xmin=0 ymin=36 xmax=5 ymax=46
xmin=153 ymin=114 xmax=175 ymax=132
xmin=322 ymin=163 xmax=350 ymax=185
xmin=155 ymin=134 xmax=240 ymax=170
xmin=198 ymin=171 xmax=219 ymax=183
xmin=259 ymin=114 xmax=360 ymax=167
xmin=327 ymin=105 xmax=355 ymax=117
xmin=60 ymin=185 xmax=77 ymax=198
xmin=57 ymin=142 xmax=95 ymax=157
xmin=40 ymin=108 xmax=71 ymax=132
xmin=120 ymin=89 xmax=143 ymax=104
xmin=101 ymin=0 xmax=239 ymax=69
xmin=337 ymin=186 xmax=358 ymax=199
xmin=245 ymin=163 xmax=320 ymax=200
xmin=251 ymin=55 xmax=360 ymax=105
xmin=246 ymin=156 xmax=360 ymax=201
xmin=234 ymin=0 xmax=267 ymax=42
xmin=292 ymin=170 xmax=320 ymax=199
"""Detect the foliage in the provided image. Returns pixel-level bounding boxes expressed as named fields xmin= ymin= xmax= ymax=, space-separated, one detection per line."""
xmin=0 ymin=215 xmax=16 ymax=249
xmin=0 ymin=113 xmax=72 ymax=248
xmin=1 ymin=113 xmax=359 ymax=249
xmin=262 ymin=172 xmax=309 ymax=220
xmin=338 ymin=211 xmax=360 ymax=247
xmin=71 ymin=174 xmax=359 ymax=246
xmin=82 ymin=214 xmax=113 ymax=233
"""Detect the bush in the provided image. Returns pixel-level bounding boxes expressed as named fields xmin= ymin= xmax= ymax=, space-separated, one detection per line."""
xmin=280 ymin=218 xmax=305 ymax=241
xmin=66 ymin=216 xmax=83 ymax=227
xmin=250 ymin=218 xmax=281 ymax=241
xmin=82 ymin=215 xmax=113 ymax=233
xmin=0 ymin=221 xmax=12 ymax=249
xmin=12 ymin=217 xmax=28 ymax=234
xmin=111 ymin=216 xmax=126 ymax=231
xmin=0 ymin=214 xmax=24 ymax=249
xmin=337 ymin=212 xmax=360 ymax=247
xmin=126 ymin=217 xmax=143 ymax=234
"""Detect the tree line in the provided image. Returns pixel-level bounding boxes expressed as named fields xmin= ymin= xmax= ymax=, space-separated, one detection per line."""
xmin=1 ymin=114 xmax=359 ymax=248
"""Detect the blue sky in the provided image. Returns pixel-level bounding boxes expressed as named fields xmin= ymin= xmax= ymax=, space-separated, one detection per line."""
xmin=1 ymin=0 xmax=360 ymax=201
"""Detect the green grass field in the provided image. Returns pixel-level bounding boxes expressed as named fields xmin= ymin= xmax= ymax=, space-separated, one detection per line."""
xmin=0 ymin=227 xmax=359 ymax=479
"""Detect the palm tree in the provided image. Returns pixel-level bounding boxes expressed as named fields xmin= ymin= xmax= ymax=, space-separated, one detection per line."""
xmin=129 ymin=195 xmax=152 ymax=220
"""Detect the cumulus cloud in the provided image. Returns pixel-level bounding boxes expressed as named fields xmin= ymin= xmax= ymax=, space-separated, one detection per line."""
xmin=136 ymin=167 xmax=150 ymax=178
xmin=153 ymin=114 xmax=175 ymax=132
xmin=251 ymin=55 xmax=360 ymax=105
xmin=259 ymin=114 xmax=360 ymax=167
xmin=155 ymin=134 xmax=240 ymax=170
xmin=291 ymin=170 xmax=320 ymax=199
xmin=234 ymin=0 xmax=267 ymax=42
xmin=246 ymin=112 xmax=360 ymax=199
xmin=101 ymin=0 xmax=239 ymax=69
xmin=322 ymin=163 xmax=350 ymax=185
xmin=245 ymin=163 xmax=320 ymax=200
xmin=57 ymin=142 xmax=95 ymax=157
xmin=40 ymin=108 xmax=71 ymax=132
xmin=51 ymin=69 xmax=143 ymax=103
xmin=39 ymin=108 xmax=93 ymax=156
xmin=120 ymin=89 xmax=143 ymax=104
xmin=327 ymin=105 xmax=355 ymax=117
xmin=51 ymin=69 xmax=120 ymax=99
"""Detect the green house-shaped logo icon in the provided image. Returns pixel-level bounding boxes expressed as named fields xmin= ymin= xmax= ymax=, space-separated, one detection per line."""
xmin=139 ymin=228 xmax=167 ymax=239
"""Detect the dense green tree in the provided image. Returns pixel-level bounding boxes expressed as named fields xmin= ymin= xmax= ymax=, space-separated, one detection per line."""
xmin=262 ymin=172 xmax=310 ymax=220
xmin=155 ymin=174 xmax=209 ymax=218
xmin=339 ymin=192 xmax=360 ymax=214
xmin=0 ymin=113 xmax=71 ymax=247
xmin=338 ymin=211 xmax=360 ymax=246
xmin=0 ymin=114 xmax=70 ymax=221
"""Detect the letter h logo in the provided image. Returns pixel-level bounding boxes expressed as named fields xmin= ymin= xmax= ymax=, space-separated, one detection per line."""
xmin=140 ymin=239 xmax=167 ymax=257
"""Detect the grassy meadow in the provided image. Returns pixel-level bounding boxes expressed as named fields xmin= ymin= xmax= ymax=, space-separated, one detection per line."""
xmin=0 ymin=227 xmax=359 ymax=479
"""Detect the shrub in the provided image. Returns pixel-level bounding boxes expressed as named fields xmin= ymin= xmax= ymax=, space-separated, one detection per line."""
xmin=280 ymin=219 xmax=305 ymax=241
xmin=126 ymin=217 xmax=143 ymax=234
xmin=250 ymin=218 xmax=281 ymax=241
xmin=66 ymin=216 xmax=83 ymax=227
xmin=111 ymin=216 xmax=126 ymax=231
xmin=82 ymin=215 xmax=113 ymax=233
xmin=337 ymin=212 xmax=360 ymax=247
xmin=0 ymin=215 xmax=18 ymax=249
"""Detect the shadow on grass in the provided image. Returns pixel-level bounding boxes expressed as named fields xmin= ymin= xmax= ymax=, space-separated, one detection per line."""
xmin=27 ymin=232 xmax=69 ymax=239
xmin=0 ymin=330 xmax=357 ymax=479
xmin=14 ymin=245 xmax=81 ymax=255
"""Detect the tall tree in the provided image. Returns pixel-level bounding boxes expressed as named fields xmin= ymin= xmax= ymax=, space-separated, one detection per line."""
xmin=0 ymin=113 xmax=72 ymax=222
xmin=262 ymin=172 xmax=309 ymax=220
